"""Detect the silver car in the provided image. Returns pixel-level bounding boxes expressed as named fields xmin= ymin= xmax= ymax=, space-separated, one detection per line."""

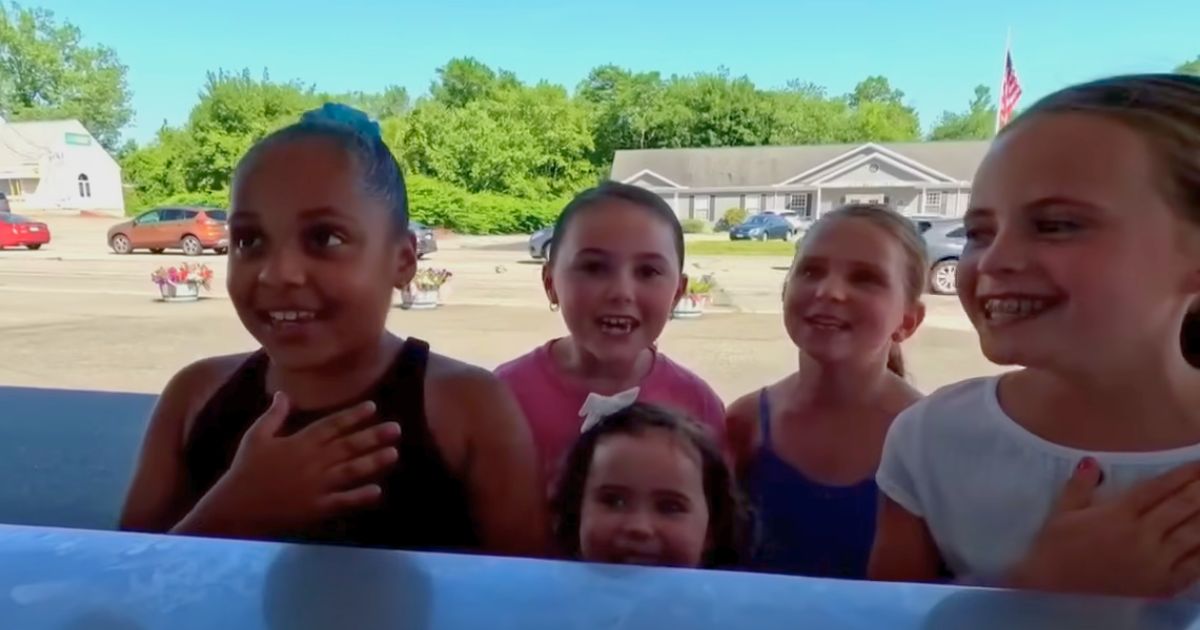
xmin=910 ymin=217 xmax=967 ymax=295
xmin=529 ymin=226 xmax=554 ymax=260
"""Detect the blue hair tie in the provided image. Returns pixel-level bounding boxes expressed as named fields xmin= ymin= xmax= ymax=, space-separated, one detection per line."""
xmin=301 ymin=103 xmax=381 ymax=140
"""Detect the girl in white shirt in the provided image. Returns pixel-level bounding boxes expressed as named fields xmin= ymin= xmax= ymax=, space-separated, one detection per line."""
xmin=869 ymin=73 xmax=1200 ymax=599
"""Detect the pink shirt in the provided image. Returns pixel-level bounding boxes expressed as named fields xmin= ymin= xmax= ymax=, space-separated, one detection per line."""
xmin=495 ymin=341 xmax=727 ymax=488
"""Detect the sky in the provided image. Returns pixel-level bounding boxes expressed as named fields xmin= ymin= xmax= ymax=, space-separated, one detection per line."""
xmin=35 ymin=0 xmax=1200 ymax=144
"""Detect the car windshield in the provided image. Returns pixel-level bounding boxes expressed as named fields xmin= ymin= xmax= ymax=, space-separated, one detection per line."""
xmin=746 ymin=215 xmax=771 ymax=225
xmin=0 ymin=214 xmax=27 ymax=224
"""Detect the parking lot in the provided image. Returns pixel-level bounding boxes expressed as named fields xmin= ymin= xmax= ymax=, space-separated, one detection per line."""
xmin=0 ymin=215 xmax=1004 ymax=402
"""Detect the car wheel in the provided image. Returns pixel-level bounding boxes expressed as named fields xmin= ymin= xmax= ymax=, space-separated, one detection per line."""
xmin=25 ymin=244 xmax=41 ymax=250
xmin=930 ymin=259 xmax=958 ymax=295
xmin=110 ymin=234 xmax=132 ymax=254
xmin=181 ymin=235 xmax=203 ymax=256
xmin=149 ymin=248 xmax=165 ymax=254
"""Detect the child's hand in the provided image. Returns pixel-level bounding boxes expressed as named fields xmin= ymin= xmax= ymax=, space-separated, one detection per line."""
xmin=179 ymin=393 xmax=401 ymax=537
xmin=1009 ymin=458 xmax=1200 ymax=598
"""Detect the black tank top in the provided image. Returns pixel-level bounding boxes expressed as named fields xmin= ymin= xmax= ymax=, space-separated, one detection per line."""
xmin=184 ymin=338 xmax=479 ymax=551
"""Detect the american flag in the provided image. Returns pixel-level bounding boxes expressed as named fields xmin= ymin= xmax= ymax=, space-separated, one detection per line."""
xmin=997 ymin=49 xmax=1023 ymax=131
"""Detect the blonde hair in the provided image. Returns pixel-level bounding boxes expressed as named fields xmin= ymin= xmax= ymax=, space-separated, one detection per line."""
xmin=1006 ymin=74 xmax=1200 ymax=366
xmin=794 ymin=204 xmax=928 ymax=377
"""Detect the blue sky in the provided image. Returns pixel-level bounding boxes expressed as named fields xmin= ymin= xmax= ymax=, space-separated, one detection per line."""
xmin=36 ymin=0 xmax=1200 ymax=144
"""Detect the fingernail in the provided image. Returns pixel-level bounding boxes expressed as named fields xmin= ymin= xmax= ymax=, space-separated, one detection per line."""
xmin=1076 ymin=457 xmax=1096 ymax=472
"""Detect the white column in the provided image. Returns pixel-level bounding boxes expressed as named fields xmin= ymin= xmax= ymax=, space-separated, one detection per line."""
xmin=919 ymin=187 xmax=926 ymax=215
xmin=815 ymin=187 xmax=822 ymax=218
xmin=673 ymin=191 xmax=680 ymax=218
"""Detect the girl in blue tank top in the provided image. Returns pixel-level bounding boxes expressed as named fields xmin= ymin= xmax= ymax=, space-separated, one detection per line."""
xmin=726 ymin=205 xmax=928 ymax=578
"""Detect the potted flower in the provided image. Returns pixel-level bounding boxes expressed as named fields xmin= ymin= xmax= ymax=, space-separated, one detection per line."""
xmin=151 ymin=262 xmax=213 ymax=303
xmin=673 ymin=273 xmax=717 ymax=319
xmin=401 ymin=268 xmax=452 ymax=310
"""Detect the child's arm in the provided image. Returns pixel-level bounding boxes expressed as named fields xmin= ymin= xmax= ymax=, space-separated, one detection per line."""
xmin=867 ymin=497 xmax=944 ymax=582
xmin=119 ymin=357 xmax=234 ymax=532
xmin=430 ymin=362 xmax=551 ymax=557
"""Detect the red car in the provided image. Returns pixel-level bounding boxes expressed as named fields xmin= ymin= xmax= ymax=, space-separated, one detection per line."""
xmin=0 ymin=213 xmax=50 ymax=250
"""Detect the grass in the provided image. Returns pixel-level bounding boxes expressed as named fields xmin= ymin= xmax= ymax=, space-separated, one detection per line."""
xmin=686 ymin=239 xmax=797 ymax=257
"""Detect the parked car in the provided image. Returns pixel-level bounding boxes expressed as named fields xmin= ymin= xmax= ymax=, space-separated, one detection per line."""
xmin=107 ymin=207 xmax=229 ymax=256
xmin=911 ymin=217 xmax=967 ymax=295
xmin=730 ymin=214 xmax=793 ymax=241
xmin=529 ymin=225 xmax=554 ymax=260
xmin=410 ymin=221 xmax=438 ymax=258
xmin=0 ymin=213 xmax=50 ymax=250
xmin=767 ymin=210 xmax=812 ymax=234
xmin=0 ymin=192 xmax=10 ymax=214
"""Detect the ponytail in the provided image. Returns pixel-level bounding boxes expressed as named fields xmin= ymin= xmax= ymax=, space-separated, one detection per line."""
xmin=1185 ymin=310 xmax=1199 ymax=369
xmin=887 ymin=344 xmax=906 ymax=378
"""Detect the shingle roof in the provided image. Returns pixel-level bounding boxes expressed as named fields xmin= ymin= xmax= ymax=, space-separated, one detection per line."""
xmin=611 ymin=140 xmax=991 ymax=188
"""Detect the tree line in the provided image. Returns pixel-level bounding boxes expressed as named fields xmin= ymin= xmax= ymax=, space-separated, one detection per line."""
xmin=3 ymin=3 xmax=1199 ymax=231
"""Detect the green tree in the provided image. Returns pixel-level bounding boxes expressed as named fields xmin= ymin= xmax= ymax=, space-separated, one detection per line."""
xmin=429 ymin=57 xmax=518 ymax=108
xmin=929 ymin=85 xmax=996 ymax=141
xmin=0 ymin=2 xmax=132 ymax=149
xmin=842 ymin=76 xmax=921 ymax=142
xmin=1177 ymin=55 xmax=1200 ymax=76
xmin=329 ymin=85 xmax=410 ymax=118
xmin=181 ymin=69 xmax=320 ymax=192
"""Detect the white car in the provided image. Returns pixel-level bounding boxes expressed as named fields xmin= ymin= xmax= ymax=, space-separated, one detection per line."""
xmin=769 ymin=210 xmax=811 ymax=234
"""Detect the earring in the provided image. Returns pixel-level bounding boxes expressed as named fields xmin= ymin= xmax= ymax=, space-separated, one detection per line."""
xmin=549 ymin=302 xmax=560 ymax=312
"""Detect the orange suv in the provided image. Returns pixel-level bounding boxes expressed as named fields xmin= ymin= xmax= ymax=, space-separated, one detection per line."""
xmin=108 ymin=207 xmax=229 ymax=256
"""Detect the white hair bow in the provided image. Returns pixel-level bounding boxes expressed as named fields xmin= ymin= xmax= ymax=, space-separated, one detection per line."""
xmin=578 ymin=387 xmax=640 ymax=434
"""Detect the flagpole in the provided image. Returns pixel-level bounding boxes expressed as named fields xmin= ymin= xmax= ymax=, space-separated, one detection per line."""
xmin=995 ymin=28 xmax=1012 ymax=136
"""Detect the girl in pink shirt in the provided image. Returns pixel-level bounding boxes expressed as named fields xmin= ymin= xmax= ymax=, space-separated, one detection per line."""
xmin=496 ymin=182 xmax=726 ymax=488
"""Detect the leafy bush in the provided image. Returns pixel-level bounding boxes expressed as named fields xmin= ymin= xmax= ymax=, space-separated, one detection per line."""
xmin=126 ymin=177 xmax=562 ymax=234
xmin=126 ymin=189 xmax=229 ymax=216
xmin=680 ymin=218 xmax=709 ymax=234
xmin=407 ymin=175 xmax=565 ymax=234
xmin=715 ymin=207 xmax=748 ymax=232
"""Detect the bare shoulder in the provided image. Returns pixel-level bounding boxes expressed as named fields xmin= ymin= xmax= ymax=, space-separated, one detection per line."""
xmin=423 ymin=353 xmax=524 ymax=465
xmin=725 ymin=382 xmax=776 ymax=468
xmin=161 ymin=352 xmax=252 ymax=444
xmin=424 ymin=352 xmax=509 ymax=404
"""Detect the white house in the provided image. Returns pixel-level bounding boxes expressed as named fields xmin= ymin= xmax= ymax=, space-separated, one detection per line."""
xmin=0 ymin=118 xmax=125 ymax=216
xmin=611 ymin=140 xmax=991 ymax=222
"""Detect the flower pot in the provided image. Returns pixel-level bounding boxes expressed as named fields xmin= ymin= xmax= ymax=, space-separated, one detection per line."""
xmin=160 ymin=282 xmax=200 ymax=303
xmin=673 ymin=295 xmax=708 ymax=319
xmin=402 ymin=288 xmax=441 ymax=310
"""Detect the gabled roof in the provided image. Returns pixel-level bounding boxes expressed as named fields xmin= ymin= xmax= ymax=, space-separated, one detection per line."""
xmin=0 ymin=120 xmax=96 ymax=176
xmin=611 ymin=140 xmax=991 ymax=188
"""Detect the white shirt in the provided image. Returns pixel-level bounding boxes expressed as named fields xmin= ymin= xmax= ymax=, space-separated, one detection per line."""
xmin=877 ymin=375 xmax=1200 ymax=585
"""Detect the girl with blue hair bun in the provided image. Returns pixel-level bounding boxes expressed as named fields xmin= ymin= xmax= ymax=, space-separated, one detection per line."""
xmin=120 ymin=103 xmax=550 ymax=557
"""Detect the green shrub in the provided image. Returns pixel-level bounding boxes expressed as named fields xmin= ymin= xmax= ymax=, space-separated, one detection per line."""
xmin=125 ymin=189 xmax=229 ymax=216
xmin=124 ymin=177 xmax=564 ymax=234
xmin=715 ymin=207 xmax=748 ymax=232
xmin=407 ymin=175 xmax=565 ymax=234
xmin=680 ymin=218 xmax=709 ymax=234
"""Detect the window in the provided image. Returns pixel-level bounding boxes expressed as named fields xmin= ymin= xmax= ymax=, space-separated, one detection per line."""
xmin=925 ymin=190 xmax=944 ymax=213
xmin=743 ymin=194 xmax=759 ymax=211
xmin=787 ymin=193 xmax=809 ymax=211
xmin=947 ymin=227 xmax=967 ymax=239
xmin=77 ymin=174 xmax=91 ymax=198
xmin=137 ymin=210 xmax=161 ymax=225
xmin=204 ymin=210 xmax=228 ymax=222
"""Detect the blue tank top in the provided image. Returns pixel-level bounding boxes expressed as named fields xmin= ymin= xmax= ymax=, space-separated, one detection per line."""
xmin=742 ymin=389 xmax=879 ymax=578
